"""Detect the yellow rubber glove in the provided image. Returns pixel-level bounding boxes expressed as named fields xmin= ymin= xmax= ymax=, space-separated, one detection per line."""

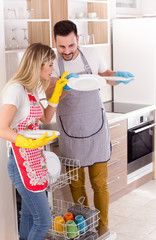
xmin=15 ymin=131 xmax=58 ymax=149
xmin=48 ymin=71 xmax=69 ymax=107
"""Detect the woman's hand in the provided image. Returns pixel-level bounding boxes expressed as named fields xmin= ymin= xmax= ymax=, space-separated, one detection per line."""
xmin=15 ymin=131 xmax=58 ymax=149
xmin=48 ymin=71 xmax=69 ymax=107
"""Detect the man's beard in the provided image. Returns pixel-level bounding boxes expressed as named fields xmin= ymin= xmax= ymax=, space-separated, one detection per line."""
xmin=61 ymin=48 xmax=78 ymax=61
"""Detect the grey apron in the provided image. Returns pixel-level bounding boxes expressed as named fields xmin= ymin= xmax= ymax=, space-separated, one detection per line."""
xmin=56 ymin=49 xmax=111 ymax=167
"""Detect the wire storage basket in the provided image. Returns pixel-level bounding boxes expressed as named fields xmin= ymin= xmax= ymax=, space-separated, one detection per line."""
xmin=47 ymin=197 xmax=100 ymax=239
xmin=47 ymin=156 xmax=81 ymax=192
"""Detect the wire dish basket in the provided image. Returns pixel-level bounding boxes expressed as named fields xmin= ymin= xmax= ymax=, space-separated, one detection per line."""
xmin=47 ymin=156 xmax=80 ymax=192
xmin=48 ymin=198 xmax=100 ymax=239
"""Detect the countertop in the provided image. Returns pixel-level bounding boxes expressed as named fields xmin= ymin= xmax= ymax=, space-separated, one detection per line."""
xmin=106 ymin=104 xmax=156 ymax=124
xmin=44 ymin=104 xmax=156 ymax=127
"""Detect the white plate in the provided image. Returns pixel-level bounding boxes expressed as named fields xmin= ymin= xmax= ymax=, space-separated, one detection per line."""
xmin=67 ymin=74 xmax=106 ymax=91
xmin=18 ymin=130 xmax=60 ymax=139
xmin=44 ymin=151 xmax=61 ymax=183
xmin=103 ymin=76 xmax=134 ymax=81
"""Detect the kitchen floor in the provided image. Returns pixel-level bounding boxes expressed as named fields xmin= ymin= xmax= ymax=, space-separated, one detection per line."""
xmin=108 ymin=180 xmax=156 ymax=240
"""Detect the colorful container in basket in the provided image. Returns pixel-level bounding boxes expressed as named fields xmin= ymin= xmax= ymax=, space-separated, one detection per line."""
xmin=66 ymin=220 xmax=79 ymax=238
xmin=64 ymin=212 xmax=74 ymax=222
xmin=75 ymin=215 xmax=88 ymax=233
xmin=53 ymin=216 xmax=65 ymax=233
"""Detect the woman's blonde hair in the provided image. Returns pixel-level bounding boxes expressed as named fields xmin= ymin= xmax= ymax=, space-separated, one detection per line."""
xmin=3 ymin=43 xmax=55 ymax=94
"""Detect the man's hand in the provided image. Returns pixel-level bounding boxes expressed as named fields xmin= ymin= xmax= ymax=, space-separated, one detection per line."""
xmin=115 ymin=71 xmax=135 ymax=84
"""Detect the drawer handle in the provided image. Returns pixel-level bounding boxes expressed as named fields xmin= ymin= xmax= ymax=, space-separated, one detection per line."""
xmin=112 ymin=140 xmax=120 ymax=147
xmin=108 ymin=176 xmax=120 ymax=185
xmin=108 ymin=159 xmax=120 ymax=166
xmin=109 ymin=123 xmax=120 ymax=129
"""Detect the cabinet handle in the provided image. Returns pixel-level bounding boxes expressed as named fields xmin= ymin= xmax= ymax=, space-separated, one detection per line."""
xmin=109 ymin=123 xmax=120 ymax=129
xmin=107 ymin=176 xmax=120 ymax=185
xmin=108 ymin=159 xmax=120 ymax=166
xmin=111 ymin=140 xmax=120 ymax=147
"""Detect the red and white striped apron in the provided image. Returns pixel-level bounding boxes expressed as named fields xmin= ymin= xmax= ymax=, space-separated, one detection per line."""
xmin=11 ymin=93 xmax=48 ymax=192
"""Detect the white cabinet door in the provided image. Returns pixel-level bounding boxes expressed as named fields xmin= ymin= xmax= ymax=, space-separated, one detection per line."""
xmin=113 ymin=18 xmax=156 ymax=105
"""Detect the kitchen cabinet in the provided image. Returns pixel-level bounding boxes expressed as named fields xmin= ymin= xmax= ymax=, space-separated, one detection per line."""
xmin=108 ymin=119 xmax=127 ymax=199
xmin=27 ymin=0 xmax=52 ymax=47
xmin=4 ymin=0 xmax=52 ymax=53
xmin=4 ymin=0 xmax=110 ymax=54
xmin=68 ymin=0 xmax=109 ymax=45
xmin=113 ymin=18 xmax=156 ymax=105
xmin=50 ymin=0 xmax=110 ymax=46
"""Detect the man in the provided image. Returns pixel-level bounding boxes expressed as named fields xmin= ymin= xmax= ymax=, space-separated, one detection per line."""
xmin=46 ymin=20 xmax=134 ymax=236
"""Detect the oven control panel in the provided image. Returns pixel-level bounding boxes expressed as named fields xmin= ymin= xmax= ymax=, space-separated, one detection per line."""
xmin=128 ymin=111 xmax=154 ymax=129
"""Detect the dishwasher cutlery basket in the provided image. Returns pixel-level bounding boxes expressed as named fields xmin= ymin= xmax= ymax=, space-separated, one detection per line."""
xmin=48 ymin=198 xmax=100 ymax=239
xmin=67 ymin=196 xmax=99 ymax=230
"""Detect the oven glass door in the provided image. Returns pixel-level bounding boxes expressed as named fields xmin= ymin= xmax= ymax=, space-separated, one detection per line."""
xmin=128 ymin=121 xmax=154 ymax=163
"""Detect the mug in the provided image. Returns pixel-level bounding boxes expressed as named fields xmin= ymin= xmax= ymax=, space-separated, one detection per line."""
xmin=53 ymin=216 xmax=65 ymax=233
xmin=66 ymin=220 xmax=79 ymax=238
xmin=75 ymin=215 xmax=88 ymax=233
xmin=64 ymin=212 xmax=74 ymax=222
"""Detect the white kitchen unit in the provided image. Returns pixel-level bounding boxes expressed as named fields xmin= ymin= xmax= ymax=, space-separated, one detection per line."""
xmin=0 ymin=1 xmax=18 ymax=240
xmin=113 ymin=19 xmax=156 ymax=180
xmin=112 ymin=18 xmax=156 ymax=105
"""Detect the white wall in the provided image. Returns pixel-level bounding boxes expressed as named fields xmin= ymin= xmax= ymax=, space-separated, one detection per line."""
xmin=0 ymin=1 xmax=18 ymax=239
xmin=142 ymin=0 xmax=156 ymax=15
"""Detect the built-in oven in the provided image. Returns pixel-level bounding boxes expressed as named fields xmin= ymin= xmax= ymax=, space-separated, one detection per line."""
xmin=104 ymin=101 xmax=155 ymax=177
xmin=128 ymin=111 xmax=155 ymax=174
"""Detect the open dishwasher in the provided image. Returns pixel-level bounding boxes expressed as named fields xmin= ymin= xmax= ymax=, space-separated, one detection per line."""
xmin=45 ymin=153 xmax=100 ymax=240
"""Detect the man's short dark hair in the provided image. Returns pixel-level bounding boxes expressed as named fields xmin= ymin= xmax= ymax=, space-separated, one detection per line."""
xmin=54 ymin=20 xmax=77 ymax=39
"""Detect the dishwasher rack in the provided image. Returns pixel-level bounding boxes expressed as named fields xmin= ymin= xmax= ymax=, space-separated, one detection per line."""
xmin=47 ymin=156 xmax=80 ymax=191
xmin=46 ymin=156 xmax=99 ymax=239
xmin=47 ymin=156 xmax=80 ymax=209
xmin=47 ymin=198 xmax=100 ymax=239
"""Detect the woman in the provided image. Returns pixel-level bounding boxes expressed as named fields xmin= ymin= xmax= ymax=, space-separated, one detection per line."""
xmin=0 ymin=43 xmax=68 ymax=240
